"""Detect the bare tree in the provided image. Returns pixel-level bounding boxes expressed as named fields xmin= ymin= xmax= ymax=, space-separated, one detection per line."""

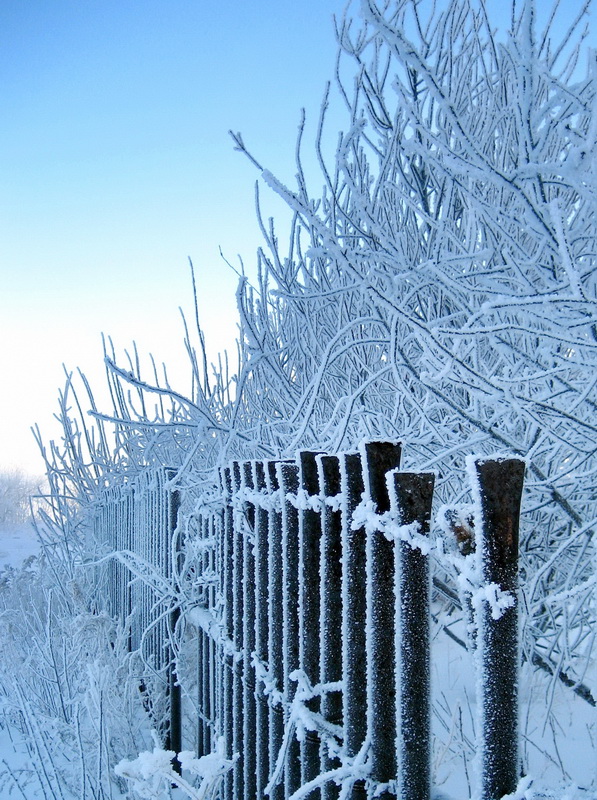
xmin=229 ymin=0 xmax=595 ymax=722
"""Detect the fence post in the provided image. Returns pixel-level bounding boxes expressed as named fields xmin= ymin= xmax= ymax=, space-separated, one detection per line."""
xmin=125 ymin=486 xmax=133 ymax=651
xmin=361 ymin=441 xmax=402 ymax=798
xmin=209 ymin=504 xmax=218 ymax=754
xmin=207 ymin=510 xmax=217 ymax=752
xmin=240 ymin=462 xmax=258 ymax=800
xmin=221 ymin=466 xmax=235 ymax=800
xmin=388 ymin=471 xmax=434 ymax=800
xmin=473 ymin=458 xmax=525 ymax=800
xmin=317 ymin=454 xmax=343 ymax=800
xmin=166 ymin=471 xmax=182 ymax=760
xmin=341 ymin=452 xmax=367 ymax=800
xmin=298 ymin=450 xmax=323 ymax=798
xmin=200 ymin=513 xmax=212 ymax=754
xmin=231 ymin=461 xmax=245 ymax=800
xmin=253 ymin=460 xmax=271 ymax=799
xmin=266 ymin=461 xmax=285 ymax=800
xmin=277 ymin=459 xmax=301 ymax=799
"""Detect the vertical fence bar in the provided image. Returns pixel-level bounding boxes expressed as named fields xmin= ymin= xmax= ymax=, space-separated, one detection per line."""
xmin=298 ymin=450 xmax=323 ymax=799
xmin=131 ymin=480 xmax=139 ymax=653
xmin=216 ymin=474 xmax=224 ymax=739
xmin=266 ymin=461 xmax=285 ymax=800
xmin=241 ymin=461 xmax=258 ymax=800
xmin=166 ymin=471 xmax=182 ymax=758
xmin=202 ymin=513 xmax=213 ymax=753
xmin=213 ymin=490 xmax=224 ymax=753
xmin=197 ymin=611 xmax=205 ymax=756
xmin=209 ymin=510 xmax=218 ymax=753
xmin=123 ymin=486 xmax=133 ymax=646
xmin=254 ymin=461 xmax=271 ymax=799
xmin=340 ymin=452 xmax=367 ymax=800
xmin=221 ymin=467 xmax=235 ymax=800
xmin=277 ymin=460 xmax=301 ymax=800
xmin=231 ymin=461 xmax=245 ymax=800
xmin=389 ymin=472 xmax=434 ymax=800
xmin=473 ymin=458 xmax=525 ymax=800
xmin=317 ymin=454 xmax=343 ymax=800
xmin=126 ymin=487 xmax=132 ymax=626
xmin=105 ymin=495 xmax=114 ymax=615
xmin=198 ymin=512 xmax=207 ymax=753
xmin=362 ymin=441 xmax=402 ymax=797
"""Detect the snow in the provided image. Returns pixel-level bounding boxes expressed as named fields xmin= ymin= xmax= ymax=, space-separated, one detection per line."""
xmin=0 ymin=522 xmax=39 ymax=570
xmin=115 ymin=733 xmax=235 ymax=799
xmin=0 ymin=720 xmax=46 ymax=798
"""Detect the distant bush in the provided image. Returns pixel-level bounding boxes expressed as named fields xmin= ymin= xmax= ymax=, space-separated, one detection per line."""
xmin=0 ymin=469 xmax=41 ymax=524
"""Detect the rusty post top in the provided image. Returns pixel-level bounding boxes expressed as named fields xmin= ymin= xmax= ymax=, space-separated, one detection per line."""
xmin=474 ymin=457 xmax=525 ymax=571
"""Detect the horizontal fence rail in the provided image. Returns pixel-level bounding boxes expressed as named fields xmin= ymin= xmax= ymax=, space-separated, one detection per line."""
xmin=92 ymin=443 xmax=525 ymax=800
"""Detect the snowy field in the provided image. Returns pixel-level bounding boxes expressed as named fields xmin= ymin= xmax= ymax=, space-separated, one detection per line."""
xmin=0 ymin=522 xmax=39 ymax=570
xmin=429 ymin=625 xmax=596 ymax=798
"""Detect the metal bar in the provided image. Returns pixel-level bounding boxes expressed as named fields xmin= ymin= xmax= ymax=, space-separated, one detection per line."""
xmin=389 ymin=472 xmax=434 ymax=800
xmin=213 ymin=472 xmax=223 ymax=751
xmin=317 ymin=454 xmax=343 ymax=800
xmin=167 ymin=475 xmax=182 ymax=761
xmin=253 ymin=461 xmax=271 ymax=799
xmin=198 ymin=499 xmax=214 ymax=756
xmin=473 ymin=458 xmax=525 ymax=800
xmin=241 ymin=461 xmax=257 ymax=800
xmin=340 ymin=452 xmax=366 ymax=800
xmin=231 ymin=461 xmax=245 ymax=800
xmin=197 ymin=629 xmax=205 ymax=756
xmin=362 ymin=441 xmax=402 ymax=795
xmin=209 ymin=511 xmax=217 ymax=754
xmin=277 ymin=460 xmax=301 ymax=800
xmin=298 ymin=450 xmax=323 ymax=799
xmin=266 ymin=461 xmax=285 ymax=800
xmin=221 ymin=465 xmax=235 ymax=800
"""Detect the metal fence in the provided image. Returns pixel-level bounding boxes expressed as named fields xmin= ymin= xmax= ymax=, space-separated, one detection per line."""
xmin=92 ymin=467 xmax=181 ymax=752
xmin=93 ymin=441 xmax=525 ymax=800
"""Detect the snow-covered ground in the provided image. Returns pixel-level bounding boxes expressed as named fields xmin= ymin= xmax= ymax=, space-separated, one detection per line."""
xmin=0 ymin=720 xmax=45 ymax=799
xmin=0 ymin=521 xmax=39 ymax=570
xmin=430 ymin=624 xmax=596 ymax=797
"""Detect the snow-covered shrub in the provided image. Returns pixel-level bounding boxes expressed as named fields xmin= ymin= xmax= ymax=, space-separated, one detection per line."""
xmin=0 ymin=468 xmax=41 ymax=524
xmin=115 ymin=733 xmax=234 ymax=800
xmin=0 ymin=540 xmax=156 ymax=797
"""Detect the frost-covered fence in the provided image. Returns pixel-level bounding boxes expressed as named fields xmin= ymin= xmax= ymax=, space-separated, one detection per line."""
xmin=92 ymin=467 xmax=181 ymax=754
xmin=91 ymin=443 xmax=524 ymax=800
xmin=186 ymin=441 xmax=525 ymax=800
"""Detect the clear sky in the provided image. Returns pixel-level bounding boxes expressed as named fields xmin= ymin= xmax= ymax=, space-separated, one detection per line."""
xmin=0 ymin=0 xmax=344 ymax=475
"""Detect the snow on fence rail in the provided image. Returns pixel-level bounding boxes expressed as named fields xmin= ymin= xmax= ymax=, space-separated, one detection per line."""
xmin=93 ymin=442 xmax=525 ymax=800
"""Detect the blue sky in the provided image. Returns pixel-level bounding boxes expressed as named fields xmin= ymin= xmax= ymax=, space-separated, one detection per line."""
xmin=0 ymin=0 xmax=343 ymax=473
